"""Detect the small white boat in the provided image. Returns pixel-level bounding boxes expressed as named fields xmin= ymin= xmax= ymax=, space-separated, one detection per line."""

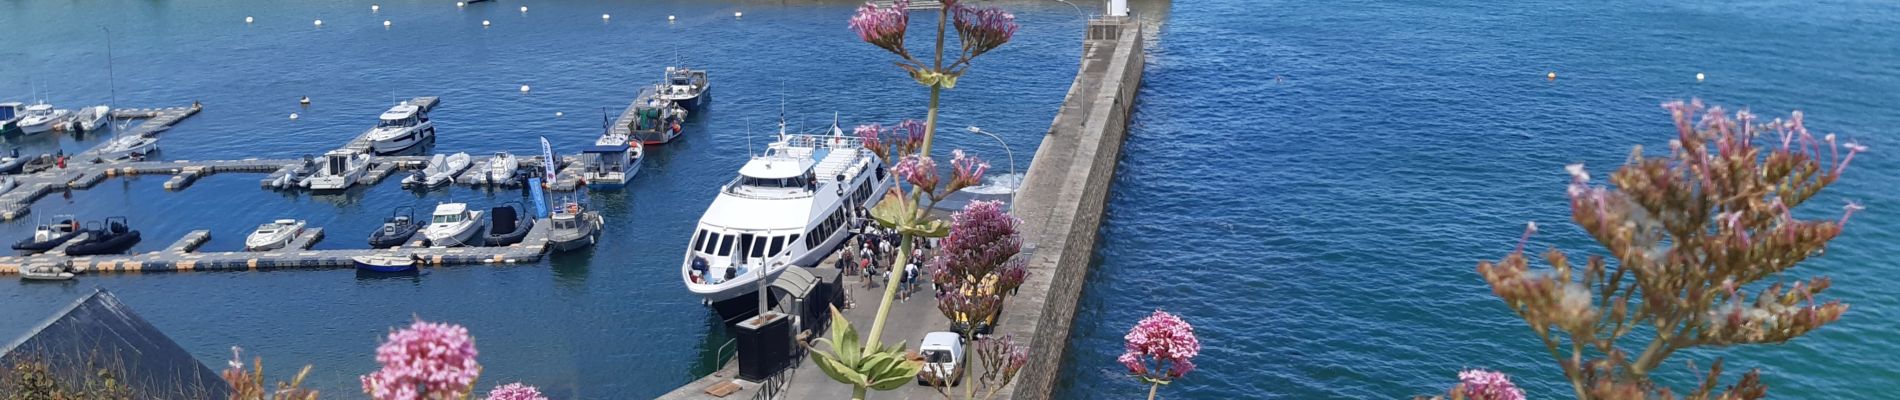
xmin=20 ymin=264 xmax=74 ymax=281
xmin=364 ymin=103 xmax=435 ymax=155
xmin=403 ymin=152 xmax=470 ymax=188
xmin=245 ymin=219 xmax=305 ymax=251
xmin=580 ymin=134 xmax=643 ymax=189
xmin=69 ymin=105 xmax=109 ymax=132
xmin=16 ymin=103 xmax=70 ymax=135
xmin=94 ymin=134 xmax=160 ymax=161
xmin=353 ymin=254 xmax=419 ymax=273
xmin=423 ymin=203 xmax=486 ymax=247
xmin=484 ymin=151 xmax=518 ymax=186
xmin=303 ymin=149 xmax=371 ymax=191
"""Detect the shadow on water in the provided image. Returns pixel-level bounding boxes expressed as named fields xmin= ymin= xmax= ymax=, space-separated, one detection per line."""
xmin=687 ymin=312 xmax=738 ymax=377
xmin=548 ymin=249 xmax=594 ymax=289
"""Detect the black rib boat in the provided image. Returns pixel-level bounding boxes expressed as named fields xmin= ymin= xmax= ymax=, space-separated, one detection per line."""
xmin=12 ymin=215 xmax=81 ymax=254
xmin=368 ymin=206 xmax=421 ymax=248
xmin=64 ymin=217 xmax=141 ymax=256
xmin=484 ymin=203 xmax=533 ymax=246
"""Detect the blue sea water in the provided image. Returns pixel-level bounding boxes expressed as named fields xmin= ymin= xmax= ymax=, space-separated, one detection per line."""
xmin=1058 ymin=0 xmax=1900 ymax=399
xmin=0 ymin=0 xmax=1084 ymax=398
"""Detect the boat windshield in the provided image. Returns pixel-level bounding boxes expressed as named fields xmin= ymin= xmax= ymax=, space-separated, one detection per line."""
xmin=740 ymin=175 xmax=808 ymax=189
xmin=377 ymin=117 xmax=416 ymax=129
xmin=432 ymin=213 xmax=465 ymax=224
xmin=255 ymin=225 xmax=278 ymax=234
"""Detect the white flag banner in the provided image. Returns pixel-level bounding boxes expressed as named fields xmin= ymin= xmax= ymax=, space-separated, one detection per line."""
xmin=540 ymin=136 xmax=557 ymax=183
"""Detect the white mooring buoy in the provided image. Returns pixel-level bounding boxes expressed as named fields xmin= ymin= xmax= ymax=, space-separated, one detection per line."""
xmin=602 ymin=14 xmax=612 ymax=20
xmin=669 ymin=15 xmax=677 ymax=22
xmin=245 ymin=16 xmax=255 ymax=24
xmin=482 ymin=20 xmax=492 ymax=27
xmin=1696 ymin=72 xmax=1706 ymax=82
xmin=519 ymin=85 xmax=531 ymax=93
xmin=734 ymin=11 xmax=743 ymax=19
xmin=555 ymin=111 xmax=564 ymax=117
xmin=457 ymin=1 xmax=467 ymax=7
xmin=372 ymin=4 xmax=381 ymax=12
xmin=384 ymin=20 xmax=392 ymax=27
xmin=313 ymin=19 xmax=323 ymax=27
xmin=289 ymin=113 xmax=300 ymax=120
xmin=299 ymin=96 xmax=311 ymax=105
xmin=520 ymin=6 xmax=528 ymax=13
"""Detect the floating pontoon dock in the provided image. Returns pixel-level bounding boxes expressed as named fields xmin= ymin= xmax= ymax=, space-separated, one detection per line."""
xmin=0 ymin=220 xmax=550 ymax=274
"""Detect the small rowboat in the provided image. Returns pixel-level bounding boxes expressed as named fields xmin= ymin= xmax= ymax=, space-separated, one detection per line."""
xmin=352 ymin=254 xmax=418 ymax=273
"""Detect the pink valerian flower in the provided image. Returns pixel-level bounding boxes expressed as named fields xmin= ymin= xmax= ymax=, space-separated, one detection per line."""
xmin=931 ymin=201 xmax=1028 ymax=330
xmin=848 ymin=0 xmax=911 ymax=59
xmin=1455 ymin=369 xmax=1526 ymax=400
xmin=945 ymin=149 xmax=991 ymax=194
xmin=1120 ymin=310 xmax=1200 ymax=383
xmin=856 ymin=123 xmax=888 ymax=161
xmin=952 ymin=5 xmax=1018 ymax=60
xmin=892 ymin=119 xmax=927 ymax=156
xmin=361 ymin=318 xmax=482 ymax=400
xmin=485 ymin=382 xmax=549 ymax=400
xmin=894 ymin=154 xmax=941 ymax=194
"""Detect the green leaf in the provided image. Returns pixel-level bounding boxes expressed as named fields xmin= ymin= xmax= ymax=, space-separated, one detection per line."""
xmin=870 ymin=191 xmax=910 ymax=228
xmin=939 ymin=72 xmax=960 ymax=89
xmin=828 ymin=306 xmax=862 ymax=365
xmin=904 ymin=219 xmax=950 ymax=238
xmin=811 ymin=350 xmax=869 ymax=386
xmin=868 ymin=358 xmax=924 ymax=390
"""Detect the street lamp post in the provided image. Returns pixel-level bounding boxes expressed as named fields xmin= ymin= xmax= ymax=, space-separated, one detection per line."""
xmin=1052 ymin=0 xmax=1089 ymax=20
xmin=966 ymin=126 xmax=1017 ymax=196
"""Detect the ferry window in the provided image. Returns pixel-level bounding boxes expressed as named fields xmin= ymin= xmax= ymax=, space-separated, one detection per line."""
xmin=717 ymin=234 xmax=733 ymax=256
xmin=751 ymin=236 xmax=769 ymax=258
xmin=692 ymin=229 xmax=708 ymax=252
xmin=788 ymin=234 xmax=801 ymax=249
xmin=769 ymin=236 xmax=785 ymax=256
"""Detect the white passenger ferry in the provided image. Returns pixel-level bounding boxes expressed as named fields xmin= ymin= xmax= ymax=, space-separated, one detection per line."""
xmin=681 ymin=118 xmax=893 ymax=316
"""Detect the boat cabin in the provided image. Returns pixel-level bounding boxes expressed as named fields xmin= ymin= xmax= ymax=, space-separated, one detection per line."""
xmin=22 ymin=103 xmax=54 ymax=117
xmin=321 ymin=149 xmax=359 ymax=175
xmin=728 ymin=157 xmax=817 ymax=198
xmin=431 ymin=203 xmax=473 ymax=225
xmin=377 ymin=105 xmax=427 ymax=129
xmin=581 ymin=144 xmax=635 ymax=173
xmin=0 ymin=102 xmax=22 ymax=121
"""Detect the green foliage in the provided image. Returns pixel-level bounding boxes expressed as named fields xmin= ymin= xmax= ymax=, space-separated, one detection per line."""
xmin=806 ymin=306 xmax=924 ymax=391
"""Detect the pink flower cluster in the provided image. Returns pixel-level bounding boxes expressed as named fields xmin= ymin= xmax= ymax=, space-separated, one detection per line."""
xmin=1118 ymin=310 xmax=1200 ymax=382
xmin=1456 ymin=369 xmax=1525 ymax=400
xmin=946 ymin=149 xmax=991 ymax=193
xmin=361 ymin=319 xmax=482 ymax=400
xmin=848 ymin=0 xmax=911 ymax=59
xmin=894 ymin=154 xmax=941 ymax=193
xmin=485 ymin=382 xmax=549 ymax=400
xmin=952 ymin=5 xmax=1018 ymax=59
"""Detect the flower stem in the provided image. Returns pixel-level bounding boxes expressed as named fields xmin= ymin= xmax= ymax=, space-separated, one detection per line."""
xmin=854 ymin=384 xmax=868 ymax=400
xmin=1147 ymin=381 xmax=1160 ymax=400
xmin=862 ymin=234 xmax=915 ymax=355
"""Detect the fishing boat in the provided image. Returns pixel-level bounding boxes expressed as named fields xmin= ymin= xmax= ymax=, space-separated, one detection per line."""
xmin=580 ymin=134 xmax=643 ymax=189
xmin=368 ymin=206 xmax=422 ymax=248
xmin=616 ymin=87 xmax=689 ymax=145
xmin=483 ymin=151 xmax=518 ymax=186
xmin=245 ymin=219 xmax=305 ymax=251
xmin=64 ymin=217 xmax=140 ymax=256
xmin=656 ymin=66 xmax=711 ymax=111
xmin=16 ymin=103 xmax=70 ymax=135
xmin=484 ymin=203 xmax=533 ymax=246
xmin=303 ymin=149 xmax=370 ymax=191
xmin=423 ymin=203 xmax=486 ymax=247
xmin=364 ymin=103 xmax=436 ymax=155
xmin=680 ymin=116 xmax=894 ymax=318
xmin=352 ymin=254 xmax=419 ymax=273
xmin=20 ymin=265 xmax=75 ymax=281
xmin=68 ymin=105 xmax=109 ymax=132
xmin=93 ymin=133 xmax=159 ymax=162
xmin=403 ymin=152 xmax=470 ymax=188
xmin=0 ymin=102 xmax=24 ymax=134
xmin=548 ymin=199 xmax=602 ymax=252
xmin=12 ymin=215 xmax=81 ymax=255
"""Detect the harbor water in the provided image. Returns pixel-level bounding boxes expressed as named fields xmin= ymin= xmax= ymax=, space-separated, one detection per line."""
xmin=1059 ymin=0 xmax=1900 ymax=399
xmin=0 ymin=0 xmax=1081 ymax=397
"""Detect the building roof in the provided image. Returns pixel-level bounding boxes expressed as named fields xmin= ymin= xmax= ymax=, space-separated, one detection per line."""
xmin=2 ymin=289 xmax=231 ymax=398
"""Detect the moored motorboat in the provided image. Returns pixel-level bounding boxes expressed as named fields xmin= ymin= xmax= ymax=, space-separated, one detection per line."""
xmin=580 ymin=134 xmax=643 ymax=189
xmin=12 ymin=215 xmax=81 ymax=255
xmin=656 ymin=66 xmax=711 ymax=111
xmin=617 ymin=86 xmax=689 ymax=145
xmin=423 ymin=203 xmax=486 ymax=247
xmin=364 ymin=103 xmax=436 ymax=155
xmin=69 ymin=105 xmax=109 ymax=132
xmin=680 ymin=116 xmax=894 ymax=319
xmin=303 ymin=149 xmax=370 ymax=191
xmin=64 ymin=217 xmax=141 ymax=256
xmin=368 ymin=206 xmax=422 ymax=248
xmin=403 ymin=152 xmax=470 ymax=188
xmin=94 ymin=134 xmax=160 ymax=162
xmin=483 ymin=151 xmax=518 ymax=186
xmin=352 ymin=254 xmax=420 ymax=273
xmin=484 ymin=203 xmax=533 ymax=246
xmin=245 ymin=219 xmax=305 ymax=251
xmin=547 ymin=199 xmax=601 ymax=252
xmin=16 ymin=103 xmax=70 ymax=135
xmin=0 ymin=102 xmax=25 ymax=134
xmin=0 ymin=149 xmax=27 ymax=174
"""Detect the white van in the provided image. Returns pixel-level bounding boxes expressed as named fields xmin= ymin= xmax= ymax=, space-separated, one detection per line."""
xmin=917 ymin=331 xmax=965 ymax=386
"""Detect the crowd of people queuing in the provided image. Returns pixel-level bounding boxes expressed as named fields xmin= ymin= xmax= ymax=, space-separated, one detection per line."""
xmin=831 ymin=205 xmax=934 ymax=308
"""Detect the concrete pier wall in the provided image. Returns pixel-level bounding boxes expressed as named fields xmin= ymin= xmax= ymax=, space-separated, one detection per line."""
xmin=999 ymin=16 xmax=1146 ymax=400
